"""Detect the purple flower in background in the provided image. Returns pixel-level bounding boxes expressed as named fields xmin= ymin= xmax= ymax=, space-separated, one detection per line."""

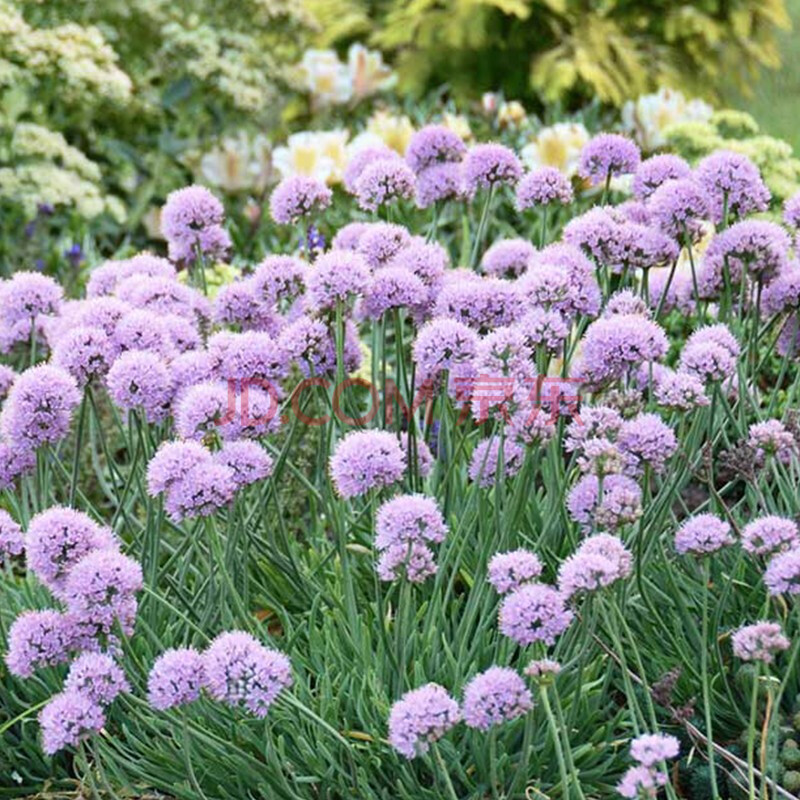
xmin=617 ymin=765 xmax=667 ymax=799
xmin=0 ymin=271 xmax=62 ymax=325
xmin=482 ymin=239 xmax=534 ymax=279
xmin=5 ymin=610 xmax=75 ymax=677
xmin=468 ymin=437 xmax=524 ymax=488
xmin=148 ymin=647 xmax=206 ymax=710
xmin=565 ymin=406 xmax=623 ymax=452
xmin=0 ymin=441 xmax=35 ymax=489
xmin=52 ymin=325 xmax=116 ymax=385
xmin=113 ymin=309 xmax=175 ymax=358
xmin=415 ymin=162 xmax=465 ymax=208
xmin=65 ymin=652 xmax=130 ymax=705
xmin=0 ymin=509 xmax=23 ymax=559
xmin=413 ymin=318 xmax=478 ymax=383
xmin=732 ymin=622 xmax=790 ymax=663
xmin=26 ymin=506 xmax=117 ymax=597
xmin=357 ymin=223 xmax=411 ymax=268
xmin=704 ymin=221 xmax=790 ymax=288
xmin=531 ymin=243 xmax=601 ymax=317
xmin=633 ymin=155 xmax=691 ymax=201
xmin=377 ymin=541 xmax=438 ymax=583
xmin=558 ymin=534 xmax=632 ymax=598
xmin=161 ymin=185 xmax=230 ymax=262
xmin=115 ymin=275 xmax=200 ymax=320
xmin=783 ymin=191 xmax=800 ymax=228
xmin=562 ymin=206 xmax=621 ymax=265
xmin=212 ymin=330 xmax=288 ymax=384
xmin=213 ymin=279 xmax=274 ymax=330
xmin=436 ymin=274 xmax=521 ymax=331
xmin=106 ymin=350 xmax=173 ymax=423
xmin=748 ymin=419 xmax=797 ymax=466
xmin=307 ymin=250 xmax=370 ymax=311
xmin=269 ymin=175 xmax=332 ymax=225
xmin=0 ymin=364 xmax=80 ymax=449
xmin=605 ymin=290 xmax=649 ymax=318
xmin=375 ymin=494 xmax=447 ymax=550
xmin=203 ymin=631 xmax=292 ymax=717
xmin=330 ymin=430 xmax=406 ymax=498
xmin=388 ymin=683 xmax=461 ymax=759
xmin=654 ymin=370 xmax=709 ymax=410
xmin=516 ymin=167 xmax=574 ymax=210
xmin=463 ymin=143 xmax=522 ymax=195
xmin=170 ymin=351 xmax=215 ymax=398
xmin=617 ymin=413 xmax=677 ymax=475
xmin=406 ymin=125 xmax=466 ymax=174
xmin=647 ymin=178 xmax=710 ymax=240
xmin=695 ymin=150 xmax=770 ymax=223
xmin=64 ymin=548 xmax=143 ymax=636
xmin=213 ymin=440 xmax=274 ymax=488
xmin=364 ymin=266 xmax=426 ymax=319
xmin=613 ymin=223 xmax=679 ymax=273
xmin=567 ymin=474 xmax=642 ymax=532
xmin=344 ymin=145 xmax=400 ymax=192
xmin=674 ymin=513 xmax=734 ymax=556
xmin=578 ymin=134 xmax=640 ymax=185
xmin=630 ymin=733 xmax=680 ymax=768
xmin=462 ymin=667 xmax=533 ymax=730
xmin=765 ymin=547 xmax=800 ymax=595
xmin=39 ymin=690 xmax=105 ymax=755
xmin=331 ymin=222 xmax=370 ymax=251
xmin=679 ymin=341 xmax=737 ymax=384
xmin=488 ymin=549 xmax=543 ymax=594
xmin=165 ymin=461 xmax=237 ymax=521
xmin=0 ymin=363 xmax=17 ymax=399
xmin=251 ymin=255 xmax=307 ymax=307
xmin=499 ymin=583 xmax=573 ymax=646
xmin=741 ymin=516 xmax=799 ymax=558
xmin=355 ymin=160 xmax=416 ymax=212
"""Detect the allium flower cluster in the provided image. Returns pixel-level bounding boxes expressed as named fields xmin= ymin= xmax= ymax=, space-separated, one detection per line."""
xmin=567 ymin=474 xmax=642 ymax=532
xmin=617 ymin=732 xmax=679 ymax=798
xmin=617 ymin=413 xmax=677 ymax=475
xmin=147 ymin=648 xmax=206 ymax=710
xmin=748 ymin=419 xmax=797 ymax=466
xmin=695 ymin=150 xmax=770 ymax=223
xmin=731 ymin=622 xmax=790 ymax=663
xmin=388 ymin=683 xmax=461 ymax=758
xmin=633 ymin=155 xmax=691 ymax=201
xmin=330 ymin=430 xmax=406 ymax=498
xmin=741 ymin=516 xmax=799 ymax=558
xmin=487 ymin=549 xmax=543 ymax=594
xmin=462 ymin=667 xmax=533 ymax=730
xmin=106 ymin=350 xmax=173 ymax=423
xmin=269 ymin=175 xmax=331 ymax=225
xmin=161 ymin=185 xmax=230 ymax=262
xmin=463 ymin=143 xmax=522 ymax=195
xmin=558 ymin=534 xmax=632 ymax=599
xmin=0 ymin=508 xmax=24 ymax=560
xmin=251 ymin=255 xmax=306 ymax=306
xmin=64 ymin=652 xmax=130 ymax=705
xmin=674 ymin=513 xmax=734 ymax=556
xmin=0 ymin=272 xmax=62 ymax=326
xmin=355 ymin=160 xmax=415 ymax=212
xmin=647 ymin=178 xmax=710 ymax=240
xmin=481 ymin=239 xmax=534 ymax=279
xmin=499 ymin=583 xmax=573 ymax=646
xmin=578 ymin=133 xmax=640 ymax=185
xmin=653 ymin=370 xmax=709 ymax=410
xmin=307 ymin=250 xmax=370 ymax=310
xmin=516 ymin=167 xmax=574 ymax=210
xmin=764 ymin=547 xmax=800 ymax=595
xmin=5 ymin=609 xmax=76 ymax=677
xmin=405 ymin=125 xmax=467 ymax=174
xmin=38 ymin=690 xmax=106 ymax=755
xmin=413 ymin=318 xmax=478 ymax=383
xmin=415 ymin=162 xmax=465 ymax=208
xmin=784 ymin=191 xmax=800 ymax=229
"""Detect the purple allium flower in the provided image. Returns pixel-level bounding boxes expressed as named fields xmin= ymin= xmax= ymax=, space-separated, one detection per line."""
xmin=567 ymin=474 xmax=642 ymax=532
xmin=516 ymin=167 xmax=574 ymax=210
xmin=163 ymin=313 xmax=201 ymax=353
xmin=331 ymin=222 xmax=370 ymax=251
xmin=605 ymin=290 xmax=649 ymax=318
xmin=400 ymin=432 xmax=434 ymax=479
xmin=617 ymin=200 xmax=651 ymax=224
xmin=531 ymin=243 xmax=602 ymax=317
xmin=212 ymin=330 xmax=288 ymax=384
xmin=436 ymin=275 xmax=521 ymax=332
xmin=0 ymin=271 xmax=62 ymax=325
xmin=558 ymin=535 xmax=632 ymax=598
xmin=278 ymin=315 xmax=336 ymax=377
xmin=203 ymin=631 xmax=292 ymax=717
xmin=741 ymin=516 xmax=799 ymax=558
xmin=330 ymin=430 xmax=406 ymax=498
xmin=695 ymin=150 xmax=770 ymax=224
xmin=406 ymin=125 xmax=466 ymax=174
xmin=251 ymin=255 xmax=307 ymax=307
xmin=686 ymin=324 xmax=740 ymax=359
xmin=468 ymin=437 xmax=524 ymax=488
xmin=575 ymin=438 xmax=625 ymax=478
xmin=161 ymin=185 xmax=230 ymax=262
xmin=764 ymin=266 xmax=800 ymax=315
xmin=106 ymin=350 xmax=173 ymax=423
xmin=0 ymin=364 xmax=16 ymax=399
xmin=647 ymin=178 xmax=711 ymax=240
xmin=413 ymin=318 xmax=478 ymax=383
xmin=148 ymin=647 xmax=206 ymax=710
xmin=462 ymin=667 xmax=533 ymax=730
xmin=213 ymin=279 xmax=275 ymax=330
xmin=64 ymin=549 xmax=143 ymax=636
xmin=0 ymin=364 xmax=80 ymax=448
xmin=579 ymin=315 xmax=668 ymax=385
xmin=617 ymin=412 xmax=677 ymax=475
xmin=524 ymin=659 xmax=561 ymax=680
xmin=170 ymin=351 xmax=215 ymax=397
xmin=391 ymin=241 xmax=448 ymax=291
xmin=39 ymin=690 xmax=105 ymax=755
xmin=617 ymin=765 xmax=667 ymax=799
xmin=388 ymin=683 xmax=461 ymax=759
xmin=269 ymin=175 xmax=331 ymax=225
xmin=164 ymin=461 xmax=237 ymax=521
xmin=475 ymin=326 xmax=533 ymax=378
xmin=0 ymin=441 xmax=35 ymax=489
xmin=499 ymin=583 xmax=573 ymax=646
xmin=115 ymin=276 xmax=200 ymax=321
xmin=579 ymin=133 xmax=640 ymax=185
xmin=377 ymin=541 xmax=438 ymax=583
xmin=508 ymin=404 xmax=556 ymax=448
xmin=5 ymin=610 xmax=74 ymax=677
xmin=146 ymin=440 xmax=211 ymax=497
xmin=654 ymin=370 xmax=709 ymax=410
xmin=562 ymin=207 xmax=620 ymax=264
xmin=704 ymin=221 xmax=790 ymax=290
xmin=364 ymin=266 xmax=426 ymax=319
xmin=26 ymin=506 xmax=117 ymax=596
xmin=633 ymin=155 xmax=691 ymax=201
xmin=732 ymin=621 xmax=790 ymax=664
xmin=357 ymin=223 xmax=411 ymax=269
xmin=765 ymin=547 xmax=800 ymax=595
xmin=783 ymin=192 xmax=800 ymax=229
xmin=344 ymin=145 xmax=400 ymax=192
xmin=415 ymin=162 xmax=465 ymax=208
xmin=375 ymin=494 xmax=447 ymax=550
xmin=679 ymin=342 xmax=736 ymax=384
xmin=630 ymin=733 xmax=680 ymax=768
xmin=612 ymin=223 xmax=680 ymax=273
xmin=113 ymin=309 xmax=175 ymax=358
xmin=0 ymin=508 xmax=23 ymax=559
xmin=463 ymin=143 xmax=522 ymax=195
xmin=674 ymin=513 xmax=734 ymax=556
xmin=65 ymin=652 xmax=129 ymax=705
xmin=355 ymin=160 xmax=415 ymax=212
xmin=86 ymin=255 xmax=176 ymax=298
xmin=307 ymin=250 xmax=370 ymax=311
xmin=565 ymin=406 xmax=624 ymax=452
xmin=516 ymin=263 xmax=577 ymax=312
xmin=52 ymin=325 xmax=116 ymax=385
xmin=213 ymin=440 xmax=274 ymax=488
xmin=482 ymin=239 xmax=534 ymax=279
xmin=488 ymin=549 xmax=543 ymax=594
xmin=748 ymin=419 xmax=797 ymax=465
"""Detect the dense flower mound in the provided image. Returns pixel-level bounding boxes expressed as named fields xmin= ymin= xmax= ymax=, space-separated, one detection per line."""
xmin=388 ymin=683 xmax=461 ymax=758
xmin=462 ymin=667 xmax=533 ymax=730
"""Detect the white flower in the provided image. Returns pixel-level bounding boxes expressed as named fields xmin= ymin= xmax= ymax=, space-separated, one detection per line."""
xmin=297 ymin=49 xmax=352 ymax=106
xmin=521 ymin=122 xmax=590 ymax=177
xmin=622 ymin=88 xmax=713 ymax=151
xmin=197 ymin=133 xmax=272 ymax=194
xmin=272 ymin=130 xmax=350 ymax=185
xmin=366 ymin=110 xmax=415 ymax=155
xmin=347 ymin=44 xmax=395 ymax=100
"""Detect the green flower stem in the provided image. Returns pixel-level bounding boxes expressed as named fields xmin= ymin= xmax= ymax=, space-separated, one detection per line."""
xmin=432 ymin=742 xmax=460 ymax=800
xmin=701 ymin=558 xmax=721 ymax=800
xmin=541 ymin=685 xmax=572 ymax=799
xmin=747 ymin=662 xmax=760 ymax=800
